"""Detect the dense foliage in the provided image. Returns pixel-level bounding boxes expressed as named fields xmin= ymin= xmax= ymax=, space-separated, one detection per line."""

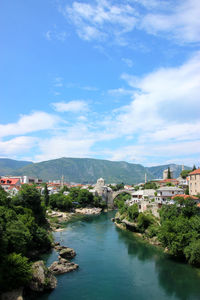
xmin=114 ymin=192 xmax=131 ymax=208
xmin=180 ymin=170 xmax=192 ymax=179
xmin=116 ymin=195 xmax=200 ymax=266
xmin=49 ymin=187 xmax=105 ymax=210
xmin=158 ymin=197 xmax=200 ymax=265
xmin=0 ymin=185 xmax=52 ymax=292
xmin=142 ymin=182 xmax=158 ymax=190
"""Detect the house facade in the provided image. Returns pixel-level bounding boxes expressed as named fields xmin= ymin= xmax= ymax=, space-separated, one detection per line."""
xmin=188 ymin=168 xmax=200 ymax=196
xmin=155 ymin=186 xmax=184 ymax=202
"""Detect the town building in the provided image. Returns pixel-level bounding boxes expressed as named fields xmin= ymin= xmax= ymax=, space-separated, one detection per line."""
xmin=188 ymin=168 xmax=200 ymax=196
xmin=155 ymin=186 xmax=184 ymax=202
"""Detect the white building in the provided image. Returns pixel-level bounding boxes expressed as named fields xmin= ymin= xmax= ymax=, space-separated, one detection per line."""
xmin=155 ymin=186 xmax=184 ymax=202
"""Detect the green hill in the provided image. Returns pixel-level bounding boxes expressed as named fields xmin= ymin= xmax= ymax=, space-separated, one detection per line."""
xmin=0 ymin=158 xmax=32 ymax=175
xmin=16 ymin=157 xmax=152 ymax=184
xmin=0 ymin=157 xmax=191 ymax=184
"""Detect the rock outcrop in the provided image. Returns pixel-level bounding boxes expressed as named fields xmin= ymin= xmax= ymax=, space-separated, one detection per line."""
xmin=59 ymin=247 xmax=76 ymax=259
xmin=54 ymin=245 xmax=76 ymax=259
xmin=29 ymin=261 xmax=57 ymax=292
xmin=49 ymin=257 xmax=79 ymax=274
xmin=75 ymin=207 xmax=102 ymax=215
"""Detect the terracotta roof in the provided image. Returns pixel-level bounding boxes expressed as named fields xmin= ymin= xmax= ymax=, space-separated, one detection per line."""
xmin=0 ymin=178 xmax=20 ymax=185
xmin=158 ymin=179 xmax=178 ymax=183
xmin=171 ymin=194 xmax=199 ymax=200
xmin=189 ymin=168 xmax=200 ymax=175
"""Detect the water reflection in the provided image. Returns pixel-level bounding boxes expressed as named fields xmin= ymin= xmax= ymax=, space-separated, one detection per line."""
xmin=115 ymin=224 xmax=200 ymax=300
xmin=155 ymin=256 xmax=200 ymax=300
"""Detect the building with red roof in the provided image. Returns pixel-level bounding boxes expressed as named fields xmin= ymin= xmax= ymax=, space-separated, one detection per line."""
xmin=171 ymin=194 xmax=199 ymax=200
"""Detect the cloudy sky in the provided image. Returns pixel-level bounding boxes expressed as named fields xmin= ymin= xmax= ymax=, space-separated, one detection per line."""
xmin=0 ymin=0 xmax=200 ymax=166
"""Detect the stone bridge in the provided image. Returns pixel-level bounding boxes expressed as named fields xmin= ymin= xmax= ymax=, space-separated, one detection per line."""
xmin=107 ymin=189 xmax=134 ymax=208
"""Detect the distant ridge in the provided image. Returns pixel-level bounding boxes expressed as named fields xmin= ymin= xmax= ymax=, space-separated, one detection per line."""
xmin=0 ymin=158 xmax=33 ymax=175
xmin=0 ymin=157 xmax=191 ymax=184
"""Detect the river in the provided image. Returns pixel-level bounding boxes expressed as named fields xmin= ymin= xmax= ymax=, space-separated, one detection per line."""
xmin=33 ymin=211 xmax=200 ymax=300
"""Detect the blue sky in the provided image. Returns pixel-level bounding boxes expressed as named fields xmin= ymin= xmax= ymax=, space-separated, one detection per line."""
xmin=0 ymin=0 xmax=200 ymax=166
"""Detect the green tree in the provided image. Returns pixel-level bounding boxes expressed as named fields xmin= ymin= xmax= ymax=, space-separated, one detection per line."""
xmin=49 ymin=194 xmax=73 ymax=211
xmin=184 ymin=240 xmax=200 ymax=266
xmin=44 ymin=183 xmax=49 ymax=207
xmin=137 ymin=213 xmax=153 ymax=233
xmin=77 ymin=189 xmax=94 ymax=206
xmin=13 ymin=184 xmax=46 ymax=225
xmin=180 ymin=170 xmax=191 ymax=179
xmin=192 ymin=165 xmax=197 ymax=171
xmin=0 ymin=253 xmax=32 ymax=292
xmin=127 ymin=204 xmax=139 ymax=221
xmin=167 ymin=167 xmax=171 ymax=179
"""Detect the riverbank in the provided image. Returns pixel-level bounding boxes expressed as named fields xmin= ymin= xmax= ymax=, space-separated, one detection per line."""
xmin=114 ymin=211 xmax=162 ymax=248
xmin=48 ymin=207 xmax=103 ymax=231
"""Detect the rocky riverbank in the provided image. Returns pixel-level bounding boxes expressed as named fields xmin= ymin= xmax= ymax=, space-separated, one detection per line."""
xmin=47 ymin=210 xmax=75 ymax=231
xmin=113 ymin=213 xmax=162 ymax=247
xmin=75 ymin=207 xmax=102 ymax=215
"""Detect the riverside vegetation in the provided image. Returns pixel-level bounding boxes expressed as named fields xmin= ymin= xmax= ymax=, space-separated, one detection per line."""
xmin=115 ymin=195 xmax=200 ymax=267
xmin=0 ymin=184 xmax=105 ymax=295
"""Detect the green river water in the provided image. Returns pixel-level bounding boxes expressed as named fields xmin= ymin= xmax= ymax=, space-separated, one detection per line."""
xmin=32 ymin=211 xmax=200 ymax=300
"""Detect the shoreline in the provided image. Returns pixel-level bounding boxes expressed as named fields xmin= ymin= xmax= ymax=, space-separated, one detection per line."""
xmin=114 ymin=215 xmax=163 ymax=249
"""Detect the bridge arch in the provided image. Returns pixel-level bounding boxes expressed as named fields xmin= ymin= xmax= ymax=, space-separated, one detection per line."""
xmin=112 ymin=189 xmax=133 ymax=201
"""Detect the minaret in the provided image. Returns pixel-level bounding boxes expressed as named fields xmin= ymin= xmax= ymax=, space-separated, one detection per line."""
xmin=145 ymin=173 xmax=147 ymax=184
xmin=182 ymin=164 xmax=184 ymax=171
xmin=61 ymin=175 xmax=64 ymax=188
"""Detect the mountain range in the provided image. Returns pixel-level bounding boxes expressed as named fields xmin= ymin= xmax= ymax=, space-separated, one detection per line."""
xmin=0 ymin=157 xmax=191 ymax=184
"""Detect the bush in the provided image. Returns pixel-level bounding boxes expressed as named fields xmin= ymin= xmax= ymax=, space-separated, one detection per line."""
xmin=49 ymin=194 xmax=73 ymax=211
xmin=127 ymin=204 xmax=139 ymax=221
xmin=0 ymin=253 xmax=32 ymax=292
xmin=137 ymin=213 xmax=153 ymax=233
xmin=184 ymin=240 xmax=200 ymax=266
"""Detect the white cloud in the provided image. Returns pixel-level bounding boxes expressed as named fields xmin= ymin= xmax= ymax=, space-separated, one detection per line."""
xmin=108 ymin=87 xmax=133 ymax=95
xmin=141 ymin=0 xmax=200 ymax=43
xmin=62 ymin=0 xmax=137 ymax=43
xmin=35 ymin=137 xmax=94 ymax=161
xmin=0 ymin=112 xmax=58 ymax=138
xmin=52 ymin=100 xmax=89 ymax=113
xmin=0 ymin=136 xmax=37 ymax=156
xmin=110 ymin=52 xmax=200 ymax=137
xmin=60 ymin=0 xmax=200 ymax=45
xmin=107 ymin=140 xmax=200 ymax=166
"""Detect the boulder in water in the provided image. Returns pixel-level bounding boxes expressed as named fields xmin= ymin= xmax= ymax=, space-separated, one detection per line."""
xmin=29 ymin=261 xmax=57 ymax=292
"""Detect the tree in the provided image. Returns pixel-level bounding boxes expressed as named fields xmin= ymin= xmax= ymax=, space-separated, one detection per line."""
xmin=77 ymin=189 xmax=94 ymax=206
xmin=49 ymin=194 xmax=72 ymax=211
xmin=13 ymin=184 xmax=46 ymax=225
xmin=137 ymin=213 xmax=153 ymax=233
xmin=184 ymin=240 xmax=200 ymax=266
xmin=44 ymin=184 xmax=49 ymax=207
xmin=180 ymin=170 xmax=191 ymax=179
xmin=127 ymin=204 xmax=139 ymax=221
xmin=0 ymin=253 xmax=32 ymax=292
xmin=192 ymin=165 xmax=197 ymax=171
xmin=167 ymin=167 xmax=171 ymax=179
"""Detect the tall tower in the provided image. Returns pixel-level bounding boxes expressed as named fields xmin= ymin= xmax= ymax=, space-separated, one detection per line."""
xmin=145 ymin=173 xmax=147 ymax=184
xmin=182 ymin=164 xmax=184 ymax=171
xmin=61 ymin=175 xmax=64 ymax=188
